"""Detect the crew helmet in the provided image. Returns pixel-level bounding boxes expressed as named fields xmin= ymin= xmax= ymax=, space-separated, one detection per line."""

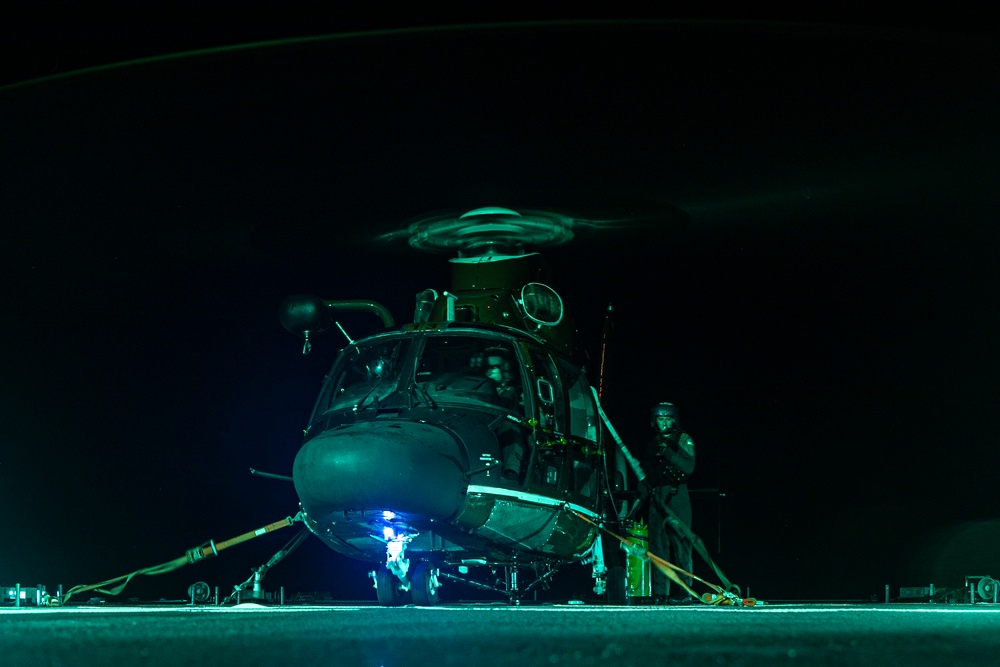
xmin=366 ymin=357 xmax=392 ymax=380
xmin=650 ymin=402 xmax=679 ymax=428
xmin=472 ymin=346 xmax=514 ymax=381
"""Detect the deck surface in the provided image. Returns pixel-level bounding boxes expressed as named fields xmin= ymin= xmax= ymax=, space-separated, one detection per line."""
xmin=4 ymin=601 xmax=997 ymax=666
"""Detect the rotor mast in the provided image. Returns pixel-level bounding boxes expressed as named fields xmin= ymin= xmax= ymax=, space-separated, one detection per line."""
xmin=407 ymin=208 xmax=580 ymax=356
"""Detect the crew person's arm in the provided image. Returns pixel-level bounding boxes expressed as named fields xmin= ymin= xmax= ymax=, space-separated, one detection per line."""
xmin=665 ymin=434 xmax=695 ymax=483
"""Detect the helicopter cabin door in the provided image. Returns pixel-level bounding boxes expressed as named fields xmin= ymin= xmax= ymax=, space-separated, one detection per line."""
xmin=526 ymin=349 xmax=602 ymax=510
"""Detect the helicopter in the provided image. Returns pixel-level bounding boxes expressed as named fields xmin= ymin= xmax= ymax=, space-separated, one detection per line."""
xmin=279 ymin=207 xmax=640 ymax=606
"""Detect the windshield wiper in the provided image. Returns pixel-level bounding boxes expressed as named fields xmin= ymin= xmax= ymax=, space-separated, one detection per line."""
xmin=353 ymin=377 xmax=384 ymax=412
xmin=410 ymin=382 xmax=438 ymax=409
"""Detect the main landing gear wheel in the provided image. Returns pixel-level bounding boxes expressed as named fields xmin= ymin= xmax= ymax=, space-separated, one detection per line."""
xmin=410 ymin=561 xmax=441 ymax=606
xmin=606 ymin=566 xmax=627 ymax=606
xmin=375 ymin=564 xmax=409 ymax=606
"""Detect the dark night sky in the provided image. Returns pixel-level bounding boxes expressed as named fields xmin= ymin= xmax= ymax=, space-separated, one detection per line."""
xmin=2 ymin=8 xmax=999 ymax=602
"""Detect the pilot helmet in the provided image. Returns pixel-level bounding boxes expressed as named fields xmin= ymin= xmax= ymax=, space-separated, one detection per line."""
xmin=476 ymin=346 xmax=513 ymax=382
xmin=650 ymin=401 xmax=679 ymax=428
xmin=366 ymin=357 xmax=391 ymax=380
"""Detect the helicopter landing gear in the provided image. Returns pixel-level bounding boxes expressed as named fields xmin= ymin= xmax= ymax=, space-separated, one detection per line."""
xmin=605 ymin=566 xmax=627 ymax=605
xmin=410 ymin=562 xmax=441 ymax=606
xmin=505 ymin=565 xmax=520 ymax=606
xmin=373 ymin=564 xmax=410 ymax=606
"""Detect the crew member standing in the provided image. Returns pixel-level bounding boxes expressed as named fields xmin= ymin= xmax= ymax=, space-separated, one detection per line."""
xmin=641 ymin=401 xmax=696 ymax=603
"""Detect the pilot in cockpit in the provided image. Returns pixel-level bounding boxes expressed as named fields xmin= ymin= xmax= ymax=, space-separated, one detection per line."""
xmin=481 ymin=347 xmax=522 ymax=408
xmin=476 ymin=346 xmax=525 ymax=482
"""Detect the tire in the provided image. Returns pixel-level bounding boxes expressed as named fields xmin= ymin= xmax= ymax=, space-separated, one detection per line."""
xmin=375 ymin=564 xmax=407 ymax=606
xmin=410 ymin=561 xmax=441 ymax=606
xmin=606 ymin=566 xmax=627 ymax=605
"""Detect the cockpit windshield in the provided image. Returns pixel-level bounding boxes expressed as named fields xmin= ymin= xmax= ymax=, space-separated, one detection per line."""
xmin=320 ymin=338 xmax=411 ymax=413
xmin=315 ymin=333 xmax=526 ymax=416
xmin=416 ymin=336 xmax=524 ymax=412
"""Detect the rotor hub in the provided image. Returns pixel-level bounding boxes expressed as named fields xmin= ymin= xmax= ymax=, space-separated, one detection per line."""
xmin=407 ymin=207 xmax=574 ymax=256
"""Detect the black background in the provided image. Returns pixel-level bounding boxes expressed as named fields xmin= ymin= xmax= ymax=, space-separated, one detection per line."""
xmin=2 ymin=6 xmax=998 ymax=603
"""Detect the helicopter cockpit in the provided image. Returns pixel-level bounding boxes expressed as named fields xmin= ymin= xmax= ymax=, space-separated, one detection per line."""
xmin=304 ymin=327 xmax=600 ymax=497
xmin=417 ymin=338 xmax=524 ymax=410
xmin=317 ymin=337 xmax=410 ymax=413
xmin=308 ymin=335 xmax=524 ymax=416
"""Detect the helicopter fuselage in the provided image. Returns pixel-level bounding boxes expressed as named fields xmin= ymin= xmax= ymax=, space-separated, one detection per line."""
xmin=292 ymin=322 xmax=605 ymax=568
xmin=282 ymin=234 xmax=625 ymax=603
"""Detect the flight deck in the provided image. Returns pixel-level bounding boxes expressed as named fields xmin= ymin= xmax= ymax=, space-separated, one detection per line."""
xmin=4 ymin=600 xmax=998 ymax=666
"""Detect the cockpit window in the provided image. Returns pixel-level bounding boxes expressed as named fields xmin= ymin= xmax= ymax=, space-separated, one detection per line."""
xmin=320 ymin=338 xmax=411 ymax=412
xmin=556 ymin=357 xmax=599 ymax=443
xmin=417 ymin=336 xmax=524 ymax=412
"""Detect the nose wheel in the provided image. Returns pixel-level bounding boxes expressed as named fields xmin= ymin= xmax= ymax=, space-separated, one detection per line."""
xmin=374 ymin=564 xmax=410 ymax=606
xmin=410 ymin=561 xmax=442 ymax=606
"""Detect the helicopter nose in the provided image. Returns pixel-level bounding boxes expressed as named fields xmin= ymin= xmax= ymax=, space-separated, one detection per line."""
xmin=292 ymin=420 xmax=468 ymax=521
